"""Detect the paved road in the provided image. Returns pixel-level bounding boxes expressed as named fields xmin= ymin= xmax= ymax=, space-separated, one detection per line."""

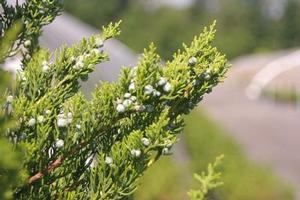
xmin=201 ymin=52 xmax=300 ymax=199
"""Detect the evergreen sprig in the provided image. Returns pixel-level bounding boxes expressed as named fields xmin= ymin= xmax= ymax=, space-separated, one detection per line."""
xmin=188 ymin=155 xmax=224 ymax=200
xmin=1 ymin=1 xmax=229 ymax=199
xmin=0 ymin=0 xmax=63 ymax=63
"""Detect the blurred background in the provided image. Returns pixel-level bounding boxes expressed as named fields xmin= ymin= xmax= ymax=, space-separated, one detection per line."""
xmin=8 ymin=0 xmax=300 ymax=199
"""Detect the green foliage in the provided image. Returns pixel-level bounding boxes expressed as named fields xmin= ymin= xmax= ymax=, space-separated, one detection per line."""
xmin=0 ymin=0 xmax=63 ymax=63
xmin=64 ymin=0 xmax=129 ymax=27
xmin=1 ymin=1 xmax=230 ymax=199
xmin=0 ymin=22 xmax=22 ymax=62
xmin=274 ymin=0 xmax=300 ymax=48
xmin=0 ymin=21 xmax=24 ymax=200
xmin=184 ymin=110 xmax=294 ymax=200
xmin=0 ymin=71 xmax=14 ymax=132
xmin=0 ymin=138 xmax=23 ymax=200
xmin=262 ymin=87 xmax=299 ymax=105
xmin=133 ymin=157 xmax=182 ymax=200
xmin=0 ymin=70 xmax=23 ymax=200
xmin=65 ymin=0 xmax=300 ymax=60
xmin=188 ymin=155 xmax=224 ymax=200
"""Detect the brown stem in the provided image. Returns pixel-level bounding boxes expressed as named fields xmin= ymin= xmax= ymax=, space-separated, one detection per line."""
xmin=27 ymin=106 xmax=160 ymax=186
xmin=28 ymin=156 xmax=64 ymax=184
xmin=27 ymin=141 xmax=88 ymax=185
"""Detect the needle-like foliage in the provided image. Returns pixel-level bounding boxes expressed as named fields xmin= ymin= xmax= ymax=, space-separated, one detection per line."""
xmin=188 ymin=155 xmax=224 ymax=200
xmin=0 ymin=1 xmax=229 ymax=199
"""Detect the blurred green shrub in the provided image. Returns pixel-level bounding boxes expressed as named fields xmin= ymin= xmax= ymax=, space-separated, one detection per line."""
xmin=65 ymin=0 xmax=300 ymax=60
xmin=184 ymin=110 xmax=294 ymax=200
xmin=0 ymin=22 xmax=24 ymax=200
xmin=262 ymin=87 xmax=299 ymax=105
xmin=0 ymin=71 xmax=24 ymax=200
